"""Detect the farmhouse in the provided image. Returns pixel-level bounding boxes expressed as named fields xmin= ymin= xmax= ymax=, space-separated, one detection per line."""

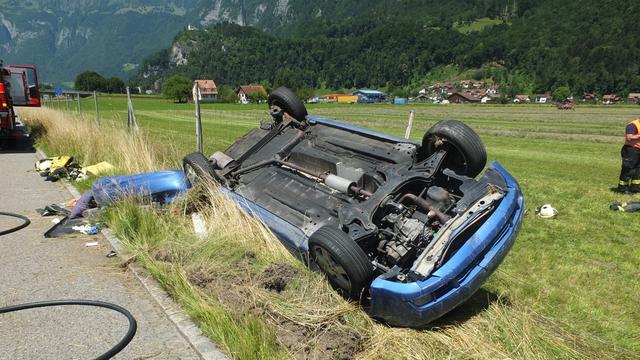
xmin=486 ymin=85 xmax=499 ymax=95
xmin=583 ymin=93 xmax=597 ymax=102
xmin=448 ymin=91 xmax=480 ymax=103
xmin=429 ymin=82 xmax=455 ymax=95
xmin=535 ymin=94 xmax=551 ymax=103
xmin=194 ymin=80 xmax=218 ymax=102
xmin=413 ymin=93 xmax=432 ymax=102
xmin=514 ymin=95 xmax=531 ymax=103
xmin=481 ymin=94 xmax=499 ymax=103
xmin=459 ymin=80 xmax=471 ymax=89
xmin=352 ymin=89 xmax=387 ymax=103
xmin=627 ymin=93 xmax=640 ymax=102
xmin=603 ymin=94 xmax=621 ymax=104
xmin=237 ymin=85 xmax=267 ymax=104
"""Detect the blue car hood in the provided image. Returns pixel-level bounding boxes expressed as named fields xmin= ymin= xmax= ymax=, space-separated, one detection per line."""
xmin=92 ymin=170 xmax=190 ymax=206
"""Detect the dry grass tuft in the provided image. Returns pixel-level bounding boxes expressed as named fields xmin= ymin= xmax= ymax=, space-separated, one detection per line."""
xmin=19 ymin=107 xmax=179 ymax=173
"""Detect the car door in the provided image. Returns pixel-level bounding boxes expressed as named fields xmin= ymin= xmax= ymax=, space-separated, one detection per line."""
xmin=7 ymin=65 xmax=40 ymax=107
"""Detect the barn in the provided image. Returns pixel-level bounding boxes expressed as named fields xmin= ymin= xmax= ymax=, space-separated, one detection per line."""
xmin=194 ymin=80 xmax=218 ymax=102
xmin=447 ymin=92 xmax=481 ymax=104
xmin=352 ymin=89 xmax=387 ymax=103
xmin=237 ymin=85 xmax=267 ymax=104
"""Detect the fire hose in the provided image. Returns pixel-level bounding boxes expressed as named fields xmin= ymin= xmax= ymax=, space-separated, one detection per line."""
xmin=0 ymin=211 xmax=137 ymax=359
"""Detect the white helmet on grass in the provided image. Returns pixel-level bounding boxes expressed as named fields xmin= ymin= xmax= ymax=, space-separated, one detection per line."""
xmin=536 ymin=204 xmax=558 ymax=218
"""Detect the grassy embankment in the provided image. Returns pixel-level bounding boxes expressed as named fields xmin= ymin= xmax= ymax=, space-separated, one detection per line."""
xmin=22 ymin=98 xmax=640 ymax=359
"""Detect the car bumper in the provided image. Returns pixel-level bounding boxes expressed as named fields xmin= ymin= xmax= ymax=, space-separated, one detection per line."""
xmin=368 ymin=161 xmax=524 ymax=327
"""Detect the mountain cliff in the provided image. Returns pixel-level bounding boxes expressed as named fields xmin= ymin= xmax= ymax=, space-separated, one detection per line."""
xmin=0 ymin=1 xmax=205 ymax=83
xmin=0 ymin=0 xmax=378 ymax=83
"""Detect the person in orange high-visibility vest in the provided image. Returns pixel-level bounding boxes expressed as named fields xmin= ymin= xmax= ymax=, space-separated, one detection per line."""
xmin=618 ymin=117 xmax=640 ymax=193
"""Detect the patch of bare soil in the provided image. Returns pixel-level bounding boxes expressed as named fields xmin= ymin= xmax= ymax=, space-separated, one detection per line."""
xmin=187 ymin=266 xmax=218 ymax=288
xmin=153 ymin=248 xmax=177 ymax=262
xmin=187 ymin=266 xmax=253 ymax=311
xmin=274 ymin=319 xmax=362 ymax=360
xmin=185 ymin=261 xmax=363 ymax=360
xmin=258 ymin=262 xmax=299 ymax=293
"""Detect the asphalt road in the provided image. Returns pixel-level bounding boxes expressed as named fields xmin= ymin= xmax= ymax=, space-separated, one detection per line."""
xmin=0 ymin=143 xmax=200 ymax=359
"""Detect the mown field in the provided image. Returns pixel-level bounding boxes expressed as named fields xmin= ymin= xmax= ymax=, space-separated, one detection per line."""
xmin=40 ymin=96 xmax=640 ymax=357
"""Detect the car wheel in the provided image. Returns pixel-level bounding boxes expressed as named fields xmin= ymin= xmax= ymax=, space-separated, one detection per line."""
xmin=268 ymin=87 xmax=308 ymax=122
xmin=308 ymin=226 xmax=373 ymax=300
xmin=421 ymin=119 xmax=487 ymax=178
xmin=183 ymin=152 xmax=216 ymax=187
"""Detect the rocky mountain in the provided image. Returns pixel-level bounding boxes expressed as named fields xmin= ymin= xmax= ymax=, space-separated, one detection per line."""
xmin=0 ymin=0 xmax=381 ymax=83
xmin=0 ymin=0 xmax=413 ymax=83
xmin=197 ymin=0 xmax=385 ymax=32
xmin=0 ymin=1 xmax=202 ymax=83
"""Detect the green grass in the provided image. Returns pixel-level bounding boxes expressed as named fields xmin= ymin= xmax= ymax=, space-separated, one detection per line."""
xmin=454 ymin=17 xmax=507 ymax=34
xmin=40 ymin=96 xmax=640 ymax=357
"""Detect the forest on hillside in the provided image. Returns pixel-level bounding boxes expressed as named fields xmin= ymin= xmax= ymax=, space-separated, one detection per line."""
xmin=131 ymin=0 xmax=640 ymax=96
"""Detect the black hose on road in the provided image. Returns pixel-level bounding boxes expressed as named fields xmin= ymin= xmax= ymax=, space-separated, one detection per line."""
xmin=0 ymin=211 xmax=138 ymax=359
xmin=0 ymin=300 xmax=138 ymax=360
xmin=0 ymin=211 xmax=31 ymax=236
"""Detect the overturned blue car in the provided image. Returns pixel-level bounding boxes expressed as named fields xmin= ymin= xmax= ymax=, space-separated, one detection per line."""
xmin=183 ymin=87 xmax=524 ymax=327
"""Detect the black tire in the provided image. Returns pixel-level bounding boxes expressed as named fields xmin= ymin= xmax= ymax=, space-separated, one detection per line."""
xmin=421 ymin=119 xmax=487 ymax=178
xmin=268 ymin=87 xmax=308 ymax=122
xmin=183 ymin=152 xmax=216 ymax=186
xmin=308 ymin=226 xmax=373 ymax=300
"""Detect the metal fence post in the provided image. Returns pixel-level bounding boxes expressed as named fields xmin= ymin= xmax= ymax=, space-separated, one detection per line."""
xmin=126 ymin=86 xmax=138 ymax=131
xmin=193 ymin=83 xmax=203 ymax=153
xmin=77 ymin=92 xmax=82 ymax=118
xmin=93 ymin=91 xmax=100 ymax=125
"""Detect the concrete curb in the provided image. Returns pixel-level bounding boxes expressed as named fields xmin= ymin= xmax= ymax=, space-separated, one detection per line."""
xmin=36 ymin=150 xmax=228 ymax=360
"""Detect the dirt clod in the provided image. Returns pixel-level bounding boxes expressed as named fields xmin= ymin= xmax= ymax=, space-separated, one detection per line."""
xmin=187 ymin=266 xmax=217 ymax=288
xmin=258 ymin=262 xmax=299 ymax=293
xmin=153 ymin=248 xmax=177 ymax=262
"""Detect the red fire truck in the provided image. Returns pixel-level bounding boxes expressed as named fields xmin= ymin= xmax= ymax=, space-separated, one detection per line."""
xmin=0 ymin=61 xmax=41 ymax=147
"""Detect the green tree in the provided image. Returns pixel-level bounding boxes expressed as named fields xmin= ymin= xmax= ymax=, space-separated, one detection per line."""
xmin=216 ymin=85 xmax=238 ymax=103
xmin=75 ymin=71 xmax=106 ymax=92
xmin=163 ymin=75 xmax=192 ymax=103
xmin=553 ymin=86 xmax=572 ymax=101
xmin=391 ymin=86 xmax=411 ymax=98
xmin=259 ymin=80 xmax=272 ymax=93
xmin=105 ymin=77 xmax=125 ymax=93
xmin=296 ymin=87 xmax=315 ymax=102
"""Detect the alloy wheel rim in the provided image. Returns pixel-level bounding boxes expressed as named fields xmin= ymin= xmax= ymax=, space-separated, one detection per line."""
xmin=313 ymin=245 xmax=351 ymax=292
xmin=185 ymin=164 xmax=198 ymax=186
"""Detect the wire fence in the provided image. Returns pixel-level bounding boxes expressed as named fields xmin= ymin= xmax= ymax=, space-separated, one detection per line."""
xmin=42 ymin=85 xmax=215 ymax=155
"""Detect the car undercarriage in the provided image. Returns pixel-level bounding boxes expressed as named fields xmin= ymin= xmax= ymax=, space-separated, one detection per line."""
xmin=183 ymin=87 xmax=524 ymax=325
